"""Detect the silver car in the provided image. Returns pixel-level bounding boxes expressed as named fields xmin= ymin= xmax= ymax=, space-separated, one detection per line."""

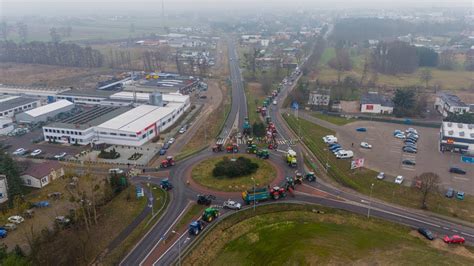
xmin=223 ymin=200 xmax=242 ymax=210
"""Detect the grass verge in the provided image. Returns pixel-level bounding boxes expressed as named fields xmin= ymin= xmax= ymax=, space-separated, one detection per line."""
xmin=284 ymin=113 xmax=474 ymax=223
xmin=100 ymin=185 xmax=169 ymax=265
xmin=174 ymin=204 xmax=206 ymax=231
xmin=311 ymin=112 xmax=356 ymax=126
xmin=184 ymin=203 xmax=474 ymax=265
xmin=191 ymin=155 xmax=277 ymax=192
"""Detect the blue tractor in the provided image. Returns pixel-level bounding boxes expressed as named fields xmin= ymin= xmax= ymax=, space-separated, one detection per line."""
xmin=188 ymin=220 xmax=205 ymax=235
xmin=160 ymin=178 xmax=173 ymax=191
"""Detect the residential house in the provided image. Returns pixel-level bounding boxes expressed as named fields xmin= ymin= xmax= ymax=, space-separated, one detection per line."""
xmin=0 ymin=175 xmax=8 ymax=204
xmin=434 ymin=92 xmax=470 ymax=117
xmin=308 ymin=89 xmax=330 ymax=107
xmin=21 ymin=161 xmax=64 ymax=188
xmin=360 ymin=92 xmax=394 ymax=114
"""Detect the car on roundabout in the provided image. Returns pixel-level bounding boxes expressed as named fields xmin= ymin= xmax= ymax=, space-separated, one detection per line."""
xmin=223 ymin=200 xmax=242 ymax=210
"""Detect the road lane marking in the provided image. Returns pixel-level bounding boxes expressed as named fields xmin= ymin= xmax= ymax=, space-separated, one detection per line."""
xmin=443 ymin=227 xmax=449 ymax=230
xmin=139 ymin=201 xmax=192 ymax=266
xmin=453 ymin=176 xmax=469 ymax=181
xmin=153 ymin=231 xmax=189 ymax=266
xmin=461 ymin=232 xmax=474 ymax=237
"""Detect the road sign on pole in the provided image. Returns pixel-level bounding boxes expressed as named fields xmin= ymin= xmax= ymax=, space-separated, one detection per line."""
xmin=351 ymin=158 xmax=365 ymax=170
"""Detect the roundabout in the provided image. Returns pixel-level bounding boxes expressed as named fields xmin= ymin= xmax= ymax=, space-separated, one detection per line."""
xmin=191 ymin=154 xmax=280 ymax=192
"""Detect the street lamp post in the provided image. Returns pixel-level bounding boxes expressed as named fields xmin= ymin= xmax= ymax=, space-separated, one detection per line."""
xmin=251 ymin=177 xmax=256 ymax=211
xmin=367 ymin=183 xmax=374 ymax=218
xmin=172 ymin=230 xmax=181 ymax=266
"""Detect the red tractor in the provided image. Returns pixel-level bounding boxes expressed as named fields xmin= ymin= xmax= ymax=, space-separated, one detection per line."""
xmin=226 ymin=143 xmax=239 ymax=153
xmin=269 ymin=186 xmax=287 ymax=200
xmin=212 ymin=143 xmax=223 ymax=152
xmin=160 ymin=156 xmax=175 ymax=168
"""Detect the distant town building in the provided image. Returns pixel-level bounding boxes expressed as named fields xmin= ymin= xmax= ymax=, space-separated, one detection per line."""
xmin=308 ymin=89 xmax=330 ymax=106
xmin=0 ymin=96 xmax=41 ymax=118
xmin=360 ymin=92 xmax=394 ymax=114
xmin=439 ymin=122 xmax=474 ymax=154
xmin=21 ymin=161 xmax=64 ymax=189
xmin=434 ymin=92 xmax=470 ymax=117
xmin=0 ymin=175 xmax=8 ymax=204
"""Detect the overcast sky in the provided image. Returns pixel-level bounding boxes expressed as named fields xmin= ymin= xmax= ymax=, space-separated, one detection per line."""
xmin=1 ymin=0 xmax=472 ymax=17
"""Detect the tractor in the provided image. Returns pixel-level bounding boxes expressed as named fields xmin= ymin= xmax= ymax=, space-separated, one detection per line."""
xmin=212 ymin=143 xmax=223 ymax=152
xmin=226 ymin=143 xmax=239 ymax=153
xmin=243 ymin=117 xmax=252 ymax=135
xmin=246 ymin=144 xmax=257 ymax=154
xmin=159 ymin=156 xmax=175 ymax=168
xmin=197 ymin=194 xmax=216 ymax=205
xmin=246 ymin=137 xmax=254 ymax=145
xmin=269 ymin=186 xmax=287 ymax=200
xmin=294 ymin=172 xmax=303 ymax=184
xmin=202 ymin=207 xmax=219 ymax=222
xmin=306 ymin=172 xmax=316 ymax=182
xmin=261 ymin=107 xmax=267 ymax=117
xmin=285 ymin=176 xmax=296 ymax=190
xmin=256 ymin=106 xmax=262 ymax=113
xmin=256 ymin=149 xmax=270 ymax=159
xmin=286 ymin=149 xmax=297 ymax=168
xmin=160 ymin=178 xmax=173 ymax=191
xmin=265 ymin=116 xmax=272 ymax=124
xmin=188 ymin=220 xmax=205 ymax=235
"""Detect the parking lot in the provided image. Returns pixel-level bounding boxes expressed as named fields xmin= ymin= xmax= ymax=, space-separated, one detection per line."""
xmin=334 ymin=121 xmax=474 ymax=194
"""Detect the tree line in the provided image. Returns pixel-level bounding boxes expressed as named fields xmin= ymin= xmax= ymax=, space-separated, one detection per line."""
xmin=0 ymin=41 xmax=104 ymax=68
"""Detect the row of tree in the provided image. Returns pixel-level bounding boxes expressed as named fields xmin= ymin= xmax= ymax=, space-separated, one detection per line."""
xmin=0 ymin=41 xmax=104 ymax=67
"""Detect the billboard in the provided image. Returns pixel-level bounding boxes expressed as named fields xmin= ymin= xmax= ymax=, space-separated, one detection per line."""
xmin=351 ymin=158 xmax=365 ymax=170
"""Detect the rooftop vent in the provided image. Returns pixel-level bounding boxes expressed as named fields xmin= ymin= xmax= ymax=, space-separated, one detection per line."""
xmin=448 ymin=130 xmax=454 ymax=135
xmin=457 ymin=123 xmax=463 ymax=129
xmin=447 ymin=122 xmax=452 ymax=127
xmin=468 ymin=124 xmax=473 ymax=129
xmin=459 ymin=131 xmax=465 ymax=137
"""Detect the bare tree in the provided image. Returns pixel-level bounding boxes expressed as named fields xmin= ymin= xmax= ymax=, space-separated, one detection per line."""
xmin=0 ymin=21 xmax=9 ymax=40
xmin=416 ymin=172 xmax=440 ymax=209
xmin=16 ymin=22 xmax=28 ymax=42
xmin=419 ymin=68 xmax=433 ymax=88
xmin=49 ymin=27 xmax=61 ymax=43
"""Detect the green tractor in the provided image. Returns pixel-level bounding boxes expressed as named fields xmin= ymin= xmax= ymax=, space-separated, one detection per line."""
xmin=202 ymin=207 xmax=220 ymax=222
xmin=256 ymin=149 xmax=270 ymax=159
xmin=306 ymin=172 xmax=316 ymax=182
xmin=246 ymin=144 xmax=257 ymax=154
xmin=285 ymin=176 xmax=295 ymax=190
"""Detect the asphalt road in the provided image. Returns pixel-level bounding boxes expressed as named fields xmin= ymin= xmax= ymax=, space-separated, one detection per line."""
xmin=119 ymin=39 xmax=474 ymax=266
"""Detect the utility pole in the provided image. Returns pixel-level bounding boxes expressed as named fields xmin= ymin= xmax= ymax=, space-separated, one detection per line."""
xmin=367 ymin=183 xmax=374 ymax=218
xmin=172 ymin=230 xmax=181 ymax=266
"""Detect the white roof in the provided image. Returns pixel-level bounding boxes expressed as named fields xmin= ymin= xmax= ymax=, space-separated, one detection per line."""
xmin=23 ymin=100 xmax=73 ymax=117
xmin=109 ymin=92 xmax=189 ymax=103
xmin=97 ymin=104 xmax=180 ymax=133
xmin=442 ymin=122 xmax=474 ymax=139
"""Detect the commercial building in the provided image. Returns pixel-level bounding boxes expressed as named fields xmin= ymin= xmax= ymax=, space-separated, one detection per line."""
xmin=0 ymin=117 xmax=14 ymax=135
xmin=308 ymin=89 xmax=330 ymax=106
xmin=15 ymin=99 xmax=74 ymax=124
xmin=0 ymin=96 xmax=41 ymax=118
xmin=439 ymin=122 xmax=474 ymax=154
xmin=360 ymin=92 xmax=394 ymax=114
xmin=0 ymin=175 xmax=8 ymax=204
xmin=434 ymin=92 xmax=471 ymax=117
xmin=20 ymin=161 xmax=64 ymax=189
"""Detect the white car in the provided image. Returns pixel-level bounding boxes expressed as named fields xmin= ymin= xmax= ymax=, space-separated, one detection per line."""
xmin=376 ymin=172 xmax=385 ymax=180
xmin=178 ymin=126 xmax=187 ymax=134
xmin=360 ymin=142 xmax=372 ymax=149
xmin=323 ymin=135 xmax=338 ymax=144
xmin=12 ymin=148 xmax=26 ymax=155
xmin=223 ymin=200 xmax=242 ymax=210
xmin=8 ymin=216 xmax=24 ymax=224
xmin=168 ymin=138 xmax=176 ymax=145
xmin=394 ymin=175 xmax=404 ymax=184
xmin=405 ymin=128 xmax=418 ymax=135
xmin=54 ymin=152 xmax=67 ymax=159
xmin=30 ymin=149 xmax=42 ymax=156
xmin=273 ymin=100 xmax=277 ymax=105
xmin=394 ymin=133 xmax=405 ymax=139
xmin=108 ymin=168 xmax=124 ymax=174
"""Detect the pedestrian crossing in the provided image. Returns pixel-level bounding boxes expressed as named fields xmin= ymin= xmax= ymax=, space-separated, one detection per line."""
xmin=236 ymin=139 xmax=290 ymax=146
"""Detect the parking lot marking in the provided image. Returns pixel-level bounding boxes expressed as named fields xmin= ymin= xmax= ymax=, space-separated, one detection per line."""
xmin=401 ymin=167 xmax=416 ymax=171
xmin=453 ymin=176 xmax=469 ymax=181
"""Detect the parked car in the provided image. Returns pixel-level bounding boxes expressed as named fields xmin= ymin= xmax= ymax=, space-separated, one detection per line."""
xmin=30 ymin=149 xmax=42 ymax=156
xmin=48 ymin=192 xmax=63 ymax=199
xmin=0 ymin=229 xmax=7 ymax=238
xmin=394 ymin=133 xmax=406 ymax=139
xmin=332 ymin=147 xmax=343 ymax=153
xmin=356 ymin=127 xmax=367 ymax=132
xmin=159 ymin=148 xmax=167 ymax=155
xmin=179 ymin=125 xmax=187 ymax=134
xmin=323 ymin=135 xmax=337 ymax=144
xmin=394 ymin=175 xmax=404 ymax=184
xmin=404 ymin=143 xmax=417 ymax=149
xmin=2 ymin=223 xmax=17 ymax=231
xmin=376 ymin=172 xmax=385 ymax=180
xmin=360 ymin=142 xmax=372 ymax=149
xmin=8 ymin=216 xmax=24 ymax=224
xmin=336 ymin=150 xmax=354 ymax=159
xmin=55 ymin=216 xmax=71 ymax=226
xmin=402 ymin=146 xmax=417 ymax=153
xmin=108 ymin=168 xmax=124 ymax=174
xmin=328 ymin=143 xmax=340 ymax=149
xmin=393 ymin=130 xmax=403 ymax=136
xmin=456 ymin=191 xmax=465 ymax=200
xmin=168 ymin=138 xmax=176 ymax=145
xmin=32 ymin=201 xmax=50 ymax=208
xmin=449 ymin=167 xmax=466 ymax=175
xmin=402 ymin=159 xmax=416 ymax=166
xmin=12 ymin=148 xmax=26 ymax=155
xmin=405 ymin=128 xmax=418 ymax=135
xmin=163 ymin=143 xmax=170 ymax=150
xmin=273 ymin=100 xmax=277 ymax=105
xmin=54 ymin=152 xmax=67 ymax=159
xmin=23 ymin=209 xmax=34 ymax=218
xmin=329 ymin=145 xmax=342 ymax=151
xmin=445 ymin=188 xmax=455 ymax=198
xmin=418 ymin=228 xmax=434 ymax=240
xmin=443 ymin=235 xmax=465 ymax=244
xmin=223 ymin=200 xmax=242 ymax=210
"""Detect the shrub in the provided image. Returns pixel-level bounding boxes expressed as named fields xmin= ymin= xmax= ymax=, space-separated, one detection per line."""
xmin=212 ymin=157 xmax=259 ymax=178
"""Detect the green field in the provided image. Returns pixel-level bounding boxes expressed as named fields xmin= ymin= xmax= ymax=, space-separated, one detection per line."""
xmin=284 ymin=113 xmax=474 ymax=223
xmin=311 ymin=113 xmax=356 ymax=126
xmin=184 ymin=204 xmax=474 ymax=265
xmin=191 ymin=155 xmax=276 ymax=192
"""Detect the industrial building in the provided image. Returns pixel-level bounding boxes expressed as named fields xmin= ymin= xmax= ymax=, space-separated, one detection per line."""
xmin=0 ymin=118 xmax=14 ymax=135
xmin=0 ymin=96 xmax=41 ymax=118
xmin=15 ymin=99 xmax=74 ymax=124
xmin=439 ymin=122 xmax=474 ymax=154
xmin=42 ymin=93 xmax=190 ymax=146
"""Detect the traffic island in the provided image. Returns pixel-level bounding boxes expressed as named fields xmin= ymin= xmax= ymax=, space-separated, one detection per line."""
xmin=191 ymin=155 xmax=277 ymax=192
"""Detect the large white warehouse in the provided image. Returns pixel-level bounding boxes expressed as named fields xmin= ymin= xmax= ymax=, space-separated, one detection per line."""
xmin=16 ymin=100 xmax=74 ymax=123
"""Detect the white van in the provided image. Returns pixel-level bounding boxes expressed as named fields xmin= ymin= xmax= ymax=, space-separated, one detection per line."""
xmin=109 ymin=168 xmax=124 ymax=174
xmin=336 ymin=150 xmax=354 ymax=159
